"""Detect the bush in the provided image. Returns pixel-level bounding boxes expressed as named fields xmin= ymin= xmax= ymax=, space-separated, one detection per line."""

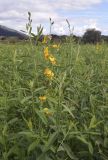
xmin=82 ymin=28 xmax=101 ymax=44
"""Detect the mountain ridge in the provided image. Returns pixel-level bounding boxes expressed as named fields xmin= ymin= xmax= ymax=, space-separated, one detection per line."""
xmin=0 ymin=25 xmax=28 ymax=39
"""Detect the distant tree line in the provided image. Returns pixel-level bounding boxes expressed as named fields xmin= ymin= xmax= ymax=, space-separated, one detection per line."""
xmin=81 ymin=28 xmax=108 ymax=44
xmin=49 ymin=29 xmax=108 ymax=44
xmin=1 ymin=28 xmax=108 ymax=44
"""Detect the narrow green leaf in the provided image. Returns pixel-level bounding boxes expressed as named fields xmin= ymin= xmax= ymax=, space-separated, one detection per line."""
xmin=0 ymin=136 xmax=5 ymax=145
xmin=21 ymin=96 xmax=32 ymax=104
xmin=7 ymin=146 xmax=19 ymax=157
xmin=62 ymin=103 xmax=75 ymax=118
xmin=88 ymin=142 xmax=93 ymax=155
xmin=28 ymin=139 xmax=39 ymax=153
xmin=37 ymin=132 xmax=59 ymax=160
xmin=77 ymin=136 xmax=93 ymax=155
xmin=18 ymin=131 xmax=37 ymax=138
xmin=62 ymin=143 xmax=78 ymax=160
xmin=43 ymin=131 xmax=59 ymax=152
xmin=89 ymin=115 xmax=96 ymax=129
xmin=35 ymin=109 xmax=48 ymax=125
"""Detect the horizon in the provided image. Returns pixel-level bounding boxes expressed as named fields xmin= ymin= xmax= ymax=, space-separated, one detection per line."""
xmin=0 ymin=0 xmax=108 ymax=36
xmin=1 ymin=24 xmax=108 ymax=37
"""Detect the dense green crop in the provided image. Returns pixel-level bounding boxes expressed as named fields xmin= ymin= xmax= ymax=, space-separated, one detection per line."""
xmin=0 ymin=42 xmax=108 ymax=160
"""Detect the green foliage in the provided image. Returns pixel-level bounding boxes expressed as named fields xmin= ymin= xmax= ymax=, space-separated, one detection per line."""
xmin=26 ymin=12 xmax=43 ymax=45
xmin=82 ymin=28 xmax=101 ymax=44
xmin=0 ymin=41 xmax=108 ymax=160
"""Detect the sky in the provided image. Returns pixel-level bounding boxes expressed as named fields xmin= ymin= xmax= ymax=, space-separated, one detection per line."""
xmin=0 ymin=0 xmax=108 ymax=35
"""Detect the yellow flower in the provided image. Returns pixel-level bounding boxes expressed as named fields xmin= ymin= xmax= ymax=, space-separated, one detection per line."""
xmin=48 ymin=54 xmax=57 ymax=65
xmin=52 ymin=44 xmax=60 ymax=49
xmin=42 ymin=35 xmax=48 ymax=44
xmin=39 ymin=96 xmax=47 ymax=102
xmin=44 ymin=47 xmax=49 ymax=59
xmin=42 ymin=35 xmax=52 ymax=44
xmin=43 ymin=108 xmax=53 ymax=116
xmin=46 ymin=111 xmax=53 ymax=116
xmin=43 ymin=107 xmax=49 ymax=112
xmin=44 ymin=68 xmax=54 ymax=79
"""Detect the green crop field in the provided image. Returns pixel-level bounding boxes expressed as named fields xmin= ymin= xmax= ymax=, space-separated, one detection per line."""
xmin=0 ymin=41 xmax=108 ymax=160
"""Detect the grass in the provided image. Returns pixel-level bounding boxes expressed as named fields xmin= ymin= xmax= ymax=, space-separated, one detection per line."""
xmin=0 ymin=41 xmax=108 ymax=160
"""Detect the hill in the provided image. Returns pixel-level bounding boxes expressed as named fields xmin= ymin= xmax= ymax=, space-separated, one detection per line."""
xmin=0 ymin=25 xmax=28 ymax=40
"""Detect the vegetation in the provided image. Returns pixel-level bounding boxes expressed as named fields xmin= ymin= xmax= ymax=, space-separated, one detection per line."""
xmin=0 ymin=37 xmax=108 ymax=160
xmin=82 ymin=29 xmax=101 ymax=44
xmin=0 ymin=13 xmax=108 ymax=159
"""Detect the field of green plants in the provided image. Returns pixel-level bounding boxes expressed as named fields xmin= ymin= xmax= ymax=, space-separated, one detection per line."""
xmin=0 ymin=41 xmax=108 ymax=160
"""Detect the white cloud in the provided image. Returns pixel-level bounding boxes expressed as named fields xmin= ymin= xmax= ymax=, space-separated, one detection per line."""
xmin=0 ymin=0 xmax=106 ymax=35
xmin=53 ymin=0 xmax=102 ymax=10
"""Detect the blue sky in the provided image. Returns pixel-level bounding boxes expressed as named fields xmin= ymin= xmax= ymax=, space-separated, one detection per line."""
xmin=0 ymin=0 xmax=108 ymax=35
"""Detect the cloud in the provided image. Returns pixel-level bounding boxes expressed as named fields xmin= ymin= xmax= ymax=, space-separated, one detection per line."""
xmin=53 ymin=0 xmax=102 ymax=10
xmin=0 ymin=0 xmax=106 ymax=35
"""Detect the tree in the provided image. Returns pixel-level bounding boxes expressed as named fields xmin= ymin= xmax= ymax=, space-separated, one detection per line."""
xmin=82 ymin=28 xmax=101 ymax=44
